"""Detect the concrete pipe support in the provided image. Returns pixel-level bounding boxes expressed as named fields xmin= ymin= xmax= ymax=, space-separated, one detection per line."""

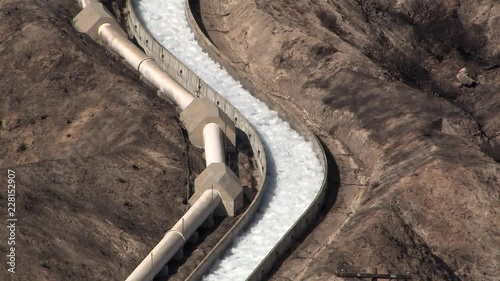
xmin=190 ymin=163 xmax=243 ymax=217
xmin=179 ymin=97 xmax=236 ymax=149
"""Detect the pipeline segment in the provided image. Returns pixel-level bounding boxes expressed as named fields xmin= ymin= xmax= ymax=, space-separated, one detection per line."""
xmin=97 ymin=22 xmax=195 ymax=110
xmin=75 ymin=1 xmax=194 ymax=110
xmin=125 ymin=2 xmax=270 ymax=278
xmin=73 ymin=2 xmax=247 ymax=280
xmin=126 ymin=0 xmax=329 ymax=279
xmin=203 ymin=123 xmax=225 ymax=166
xmin=126 ymin=4 xmax=270 ymax=280
xmin=74 ymin=0 xmax=325 ymax=280
xmin=126 ymin=189 xmax=221 ymax=281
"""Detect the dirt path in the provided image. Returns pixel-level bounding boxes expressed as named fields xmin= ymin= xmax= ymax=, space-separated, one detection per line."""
xmin=269 ymin=132 xmax=365 ymax=280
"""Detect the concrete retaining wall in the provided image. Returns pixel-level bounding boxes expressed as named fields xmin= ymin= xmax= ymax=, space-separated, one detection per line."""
xmin=184 ymin=1 xmax=329 ymax=280
xmin=126 ymin=1 xmax=270 ymax=280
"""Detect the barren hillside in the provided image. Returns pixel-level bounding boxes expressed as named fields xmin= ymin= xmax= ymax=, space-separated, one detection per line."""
xmin=0 ymin=1 xmax=209 ymax=280
xmin=195 ymin=0 xmax=500 ymax=280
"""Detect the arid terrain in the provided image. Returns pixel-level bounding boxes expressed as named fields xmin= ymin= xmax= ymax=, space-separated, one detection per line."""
xmin=1 ymin=0 xmax=499 ymax=280
xmin=0 ymin=0 xmax=256 ymax=280
xmin=194 ymin=0 xmax=500 ymax=280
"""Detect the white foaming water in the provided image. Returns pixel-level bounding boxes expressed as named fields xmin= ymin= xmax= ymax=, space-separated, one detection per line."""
xmin=134 ymin=0 xmax=324 ymax=279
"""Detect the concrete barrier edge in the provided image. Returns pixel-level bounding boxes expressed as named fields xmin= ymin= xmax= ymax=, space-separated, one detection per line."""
xmin=126 ymin=1 xmax=269 ymax=280
xmin=184 ymin=1 xmax=329 ymax=280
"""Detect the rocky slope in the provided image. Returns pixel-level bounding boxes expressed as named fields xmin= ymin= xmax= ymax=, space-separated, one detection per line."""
xmin=194 ymin=0 xmax=500 ymax=279
xmin=0 ymin=1 xmax=209 ymax=280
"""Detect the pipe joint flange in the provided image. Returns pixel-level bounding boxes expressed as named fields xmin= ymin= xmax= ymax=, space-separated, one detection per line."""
xmin=137 ymin=57 xmax=155 ymax=72
xmin=165 ymin=230 xmax=186 ymax=243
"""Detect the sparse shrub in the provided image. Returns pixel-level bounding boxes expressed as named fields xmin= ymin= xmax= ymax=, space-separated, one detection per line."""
xmin=273 ymin=53 xmax=295 ymax=69
xmin=311 ymin=43 xmax=337 ymax=60
xmin=304 ymin=78 xmax=331 ymax=89
xmin=294 ymin=4 xmax=308 ymax=15
xmin=354 ymin=0 xmax=396 ymax=22
xmin=370 ymin=179 xmax=381 ymax=189
xmin=402 ymin=0 xmax=445 ymax=27
xmin=421 ymin=123 xmax=434 ymax=137
xmin=481 ymin=142 xmax=500 ymax=163
xmin=18 ymin=142 xmax=28 ymax=152
xmin=354 ymin=0 xmax=375 ymax=21
xmin=400 ymin=0 xmax=486 ymax=61
xmin=118 ymin=177 xmax=129 ymax=183
xmin=40 ymin=260 xmax=50 ymax=269
xmin=316 ymin=10 xmax=341 ymax=34
xmin=388 ymin=51 xmax=429 ymax=87
xmin=366 ymin=43 xmax=429 ymax=89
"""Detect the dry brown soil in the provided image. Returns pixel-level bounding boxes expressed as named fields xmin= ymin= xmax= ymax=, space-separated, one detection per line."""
xmin=0 ymin=1 xmax=257 ymax=280
xmin=194 ymin=0 xmax=500 ymax=280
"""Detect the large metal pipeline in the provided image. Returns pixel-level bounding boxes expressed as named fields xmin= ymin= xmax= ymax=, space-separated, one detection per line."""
xmin=81 ymin=0 xmax=194 ymax=110
xmin=203 ymin=123 xmax=225 ymax=166
xmin=126 ymin=189 xmax=222 ymax=281
xmin=74 ymin=2 xmax=231 ymax=280
xmin=97 ymin=23 xmax=195 ymax=110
